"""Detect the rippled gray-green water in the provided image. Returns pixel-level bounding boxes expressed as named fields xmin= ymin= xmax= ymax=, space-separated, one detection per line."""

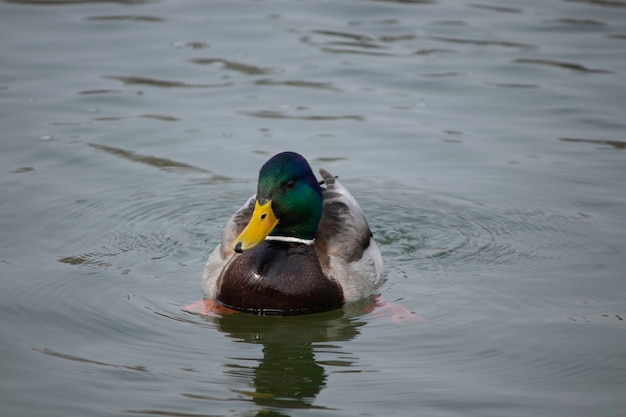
xmin=1 ymin=1 xmax=625 ymax=416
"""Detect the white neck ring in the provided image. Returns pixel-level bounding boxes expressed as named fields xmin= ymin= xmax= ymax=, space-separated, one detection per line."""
xmin=264 ymin=236 xmax=315 ymax=245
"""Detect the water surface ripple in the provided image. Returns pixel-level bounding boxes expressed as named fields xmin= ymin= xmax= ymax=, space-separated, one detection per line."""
xmin=1 ymin=0 xmax=625 ymax=416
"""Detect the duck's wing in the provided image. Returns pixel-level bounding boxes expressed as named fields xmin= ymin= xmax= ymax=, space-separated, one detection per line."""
xmin=317 ymin=169 xmax=372 ymax=262
xmin=219 ymin=195 xmax=256 ymax=259
xmin=203 ymin=195 xmax=255 ymax=299
xmin=317 ymin=169 xmax=384 ymax=301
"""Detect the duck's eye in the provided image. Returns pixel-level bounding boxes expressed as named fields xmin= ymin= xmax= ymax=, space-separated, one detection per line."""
xmin=285 ymin=179 xmax=296 ymax=190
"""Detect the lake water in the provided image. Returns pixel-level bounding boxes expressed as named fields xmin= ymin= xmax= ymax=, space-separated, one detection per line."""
xmin=1 ymin=0 xmax=625 ymax=416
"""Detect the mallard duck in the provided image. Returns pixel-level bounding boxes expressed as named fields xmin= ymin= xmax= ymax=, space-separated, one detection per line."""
xmin=203 ymin=151 xmax=384 ymax=315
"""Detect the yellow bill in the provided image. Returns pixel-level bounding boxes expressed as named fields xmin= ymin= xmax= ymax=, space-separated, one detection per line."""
xmin=233 ymin=200 xmax=279 ymax=253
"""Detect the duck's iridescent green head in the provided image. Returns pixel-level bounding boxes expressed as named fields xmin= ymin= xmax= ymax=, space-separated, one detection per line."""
xmin=233 ymin=152 xmax=323 ymax=253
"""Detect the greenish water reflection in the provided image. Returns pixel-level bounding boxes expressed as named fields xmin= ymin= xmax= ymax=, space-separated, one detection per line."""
xmin=202 ymin=306 xmax=369 ymax=415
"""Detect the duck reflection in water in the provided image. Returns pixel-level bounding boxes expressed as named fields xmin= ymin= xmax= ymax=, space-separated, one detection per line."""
xmin=188 ymin=300 xmax=380 ymax=415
